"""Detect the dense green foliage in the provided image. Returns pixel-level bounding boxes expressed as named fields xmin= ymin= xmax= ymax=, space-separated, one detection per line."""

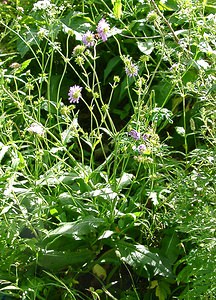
xmin=0 ymin=0 xmax=215 ymax=299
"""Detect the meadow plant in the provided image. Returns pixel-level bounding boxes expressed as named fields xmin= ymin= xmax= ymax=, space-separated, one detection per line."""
xmin=0 ymin=0 xmax=215 ymax=299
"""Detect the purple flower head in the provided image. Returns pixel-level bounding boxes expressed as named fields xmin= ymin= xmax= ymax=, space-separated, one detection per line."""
xmin=125 ymin=62 xmax=139 ymax=77
xmin=68 ymin=85 xmax=82 ymax=103
xmin=82 ymin=30 xmax=95 ymax=47
xmin=138 ymin=144 xmax=146 ymax=153
xmin=97 ymin=18 xmax=110 ymax=42
xmin=128 ymin=129 xmax=140 ymax=140
xmin=142 ymin=133 xmax=149 ymax=141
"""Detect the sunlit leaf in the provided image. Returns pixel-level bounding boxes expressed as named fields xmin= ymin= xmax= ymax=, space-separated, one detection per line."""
xmin=137 ymin=40 xmax=154 ymax=55
xmin=48 ymin=216 xmax=105 ymax=240
xmin=113 ymin=0 xmax=122 ymax=19
xmin=115 ymin=240 xmax=172 ymax=279
xmin=117 ymin=173 xmax=134 ymax=190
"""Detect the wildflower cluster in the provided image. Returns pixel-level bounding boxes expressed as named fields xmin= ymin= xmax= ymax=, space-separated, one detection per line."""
xmin=128 ymin=128 xmax=160 ymax=160
xmin=97 ymin=18 xmax=110 ymax=42
xmin=37 ymin=27 xmax=49 ymax=39
xmin=128 ymin=129 xmax=149 ymax=154
xmin=122 ymin=56 xmax=139 ymax=77
xmin=69 ymin=18 xmax=110 ymax=104
xmin=82 ymin=18 xmax=110 ymax=47
xmin=33 ymin=0 xmax=53 ymax=11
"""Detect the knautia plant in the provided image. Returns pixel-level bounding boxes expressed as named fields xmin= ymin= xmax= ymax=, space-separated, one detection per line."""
xmin=0 ymin=0 xmax=215 ymax=299
xmin=68 ymin=85 xmax=83 ymax=103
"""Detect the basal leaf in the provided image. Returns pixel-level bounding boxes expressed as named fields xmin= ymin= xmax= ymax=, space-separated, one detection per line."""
xmin=48 ymin=216 xmax=105 ymax=240
xmin=115 ymin=240 xmax=172 ymax=279
xmin=38 ymin=249 xmax=94 ymax=271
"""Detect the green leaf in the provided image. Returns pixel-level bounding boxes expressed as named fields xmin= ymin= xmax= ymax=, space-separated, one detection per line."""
xmin=156 ymin=280 xmax=171 ymax=300
xmin=38 ymin=250 xmax=94 ymax=271
xmin=0 ymin=285 xmax=20 ymax=291
xmin=115 ymin=240 xmax=172 ymax=279
xmin=160 ymin=230 xmax=180 ymax=264
xmin=17 ymin=29 xmax=38 ymax=57
xmin=61 ymin=12 xmax=94 ymax=40
xmin=117 ymin=173 xmax=134 ymax=190
xmin=48 ymin=216 xmax=105 ymax=240
xmin=84 ymin=186 xmax=118 ymax=201
xmin=0 ymin=144 xmax=10 ymax=163
xmin=61 ymin=127 xmax=75 ymax=145
xmin=92 ymin=264 xmax=107 ymax=280
xmin=137 ymin=40 xmax=154 ymax=55
xmin=158 ymin=0 xmax=178 ymax=11
xmin=15 ymin=58 xmax=32 ymax=74
xmin=104 ymin=56 xmax=121 ymax=83
xmin=0 ymin=204 xmax=13 ymax=215
xmin=113 ymin=0 xmax=122 ymax=19
xmin=98 ymin=230 xmax=115 ymax=240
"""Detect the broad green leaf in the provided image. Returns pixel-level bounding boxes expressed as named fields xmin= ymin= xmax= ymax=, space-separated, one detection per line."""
xmin=182 ymin=69 xmax=198 ymax=84
xmin=61 ymin=12 xmax=94 ymax=40
xmin=0 ymin=203 xmax=13 ymax=215
xmin=158 ymin=0 xmax=178 ymax=11
xmin=40 ymin=99 xmax=58 ymax=113
xmin=17 ymin=29 xmax=38 ymax=57
xmin=117 ymin=173 xmax=134 ymax=190
xmin=155 ymin=285 xmax=167 ymax=300
xmin=115 ymin=240 xmax=172 ymax=279
xmin=61 ymin=124 xmax=77 ymax=145
xmin=98 ymin=230 xmax=115 ymax=240
xmin=38 ymin=250 xmax=94 ymax=271
xmin=35 ymin=163 xmax=89 ymax=187
xmin=0 ymin=144 xmax=10 ymax=163
xmin=48 ymin=216 xmax=105 ymax=240
xmin=137 ymin=40 xmax=154 ymax=55
xmin=84 ymin=186 xmax=118 ymax=200
xmin=160 ymin=231 xmax=180 ymax=264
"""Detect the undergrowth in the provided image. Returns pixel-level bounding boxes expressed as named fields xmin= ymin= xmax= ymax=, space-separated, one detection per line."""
xmin=0 ymin=0 xmax=215 ymax=299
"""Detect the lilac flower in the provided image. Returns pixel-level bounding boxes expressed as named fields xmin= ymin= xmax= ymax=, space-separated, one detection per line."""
xmin=125 ymin=62 xmax=139 ymax=77
xmin=138 ymin=144 xmax=146 ymax=153
xmin=142 ymin=133 xmax=149 ymax=141
xmin=128 ymin=129 xmax=140 ymax=140
xmin=97 ymin=18 xmax=110 ymax=42
xmin=82 ymin=30 xmax=95 ymax=47
xmin=68 ymin=85 xmax=82 ymax=103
